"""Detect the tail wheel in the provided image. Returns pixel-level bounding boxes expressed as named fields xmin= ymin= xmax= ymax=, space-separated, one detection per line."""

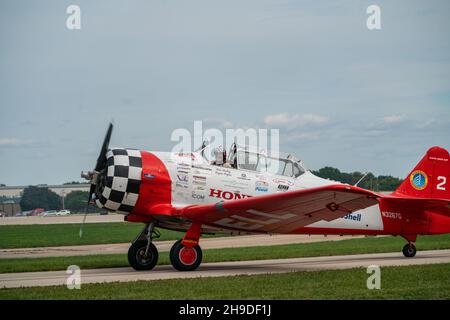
xmin=170 ymin=239 xmax=202 ymax=271
xmin=402 ymin=243 xmax=417 ymax=258
xmin=128 ymin=240 xmax=159 ymax=270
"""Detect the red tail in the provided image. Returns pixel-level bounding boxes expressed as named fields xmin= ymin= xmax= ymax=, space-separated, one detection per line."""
xmin=394 ymin=146 xmax=450 ymax=200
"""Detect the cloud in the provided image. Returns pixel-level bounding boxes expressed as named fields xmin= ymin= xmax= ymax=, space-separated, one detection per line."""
xmin=264 ymin=113 xmax=328 ymax=128
xmin=382 ymin=115 xmax=405 ymax=124
xmin=0 ymin=138 xmax=33 ymax=147
xmin=203 ymin=118 xmax=234 ymax=129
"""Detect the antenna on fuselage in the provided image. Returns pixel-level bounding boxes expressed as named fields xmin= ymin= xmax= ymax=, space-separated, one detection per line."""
xmin=354 ymin=172 xmax=369 ymax=187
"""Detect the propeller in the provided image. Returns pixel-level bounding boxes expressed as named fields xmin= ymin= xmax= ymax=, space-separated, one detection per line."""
xmin=79 ymin=122 xmax=114 ymax=238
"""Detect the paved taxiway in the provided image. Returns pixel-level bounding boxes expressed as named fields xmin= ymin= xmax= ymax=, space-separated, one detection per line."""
xmin=1 ymin=249 xmax=450 ymax=288
xmin=0 ymin=234 xmax=363 ymax=259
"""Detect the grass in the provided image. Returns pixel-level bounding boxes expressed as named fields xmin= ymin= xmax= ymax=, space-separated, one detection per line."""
xmin=1 ymin=263 xmax=450 ymax=299
xmin=1 ymin=233 xmax=450 ymax=273
xmin=0 ymin=223 xmax=187 ymax=249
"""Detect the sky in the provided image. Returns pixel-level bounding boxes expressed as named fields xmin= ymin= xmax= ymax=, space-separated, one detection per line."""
xmin=0 ymin=0 xmax=449 ymax=185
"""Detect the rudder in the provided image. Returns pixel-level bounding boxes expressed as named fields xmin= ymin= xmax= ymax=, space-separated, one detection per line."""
xmin=394 ymin=146 xmax=450 ymax=200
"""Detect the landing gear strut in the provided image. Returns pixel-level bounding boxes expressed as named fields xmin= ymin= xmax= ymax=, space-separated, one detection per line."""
xmin=128 ymin=223 xmax=160 ymax=270
xmin=170 ymin=223 xmax=203 ymax=271
xmin=401 ymin=235 xmax=417 ymax=258
xmin=402 ymin=243 xmax=416 ymax=258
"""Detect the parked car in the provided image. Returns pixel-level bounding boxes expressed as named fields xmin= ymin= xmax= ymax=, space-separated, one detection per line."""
xmin=56 ymin=210 xmax=71 ymax=216
xmin=41 ymin=210 xmax=59 ymax=217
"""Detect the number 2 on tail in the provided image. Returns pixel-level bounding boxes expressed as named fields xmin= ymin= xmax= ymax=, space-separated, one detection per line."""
xmin=437 ymin=176 xmax=446 ymax=190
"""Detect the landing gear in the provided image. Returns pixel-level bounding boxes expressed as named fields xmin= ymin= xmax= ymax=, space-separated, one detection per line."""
xmin=402 ymin=243 xmax=416 ymax=258
xmin=128 ymin=223 xmax=160 ymax=270
xmin=170 ymin=239 xmax=203 ymax=271
xmin=169 ymin=222 xmax=203 ymax=271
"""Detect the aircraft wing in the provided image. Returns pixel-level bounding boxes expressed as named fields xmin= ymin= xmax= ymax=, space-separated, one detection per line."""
xmin=177 ymin=185 xmax=380 ymax=233
xmin=382 ymin=196 xmax=450 ymax=217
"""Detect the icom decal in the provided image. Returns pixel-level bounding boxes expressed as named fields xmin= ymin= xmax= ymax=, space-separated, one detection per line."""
xmin=192 ymin=192 xmax=205 ymax=200
xmin=277 ymin=184 xmax=289 ymax=191
xmin=410 ymin=170 xmax=428 ymax=190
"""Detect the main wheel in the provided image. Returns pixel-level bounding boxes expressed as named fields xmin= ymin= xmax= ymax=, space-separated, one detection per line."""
xmin=128 ymin=240 xmax=158 ymax=270
xmin=170 ymin=239 xmax=202 ymax=271
xmin=402 ymin=243 xmax=416 ymax=258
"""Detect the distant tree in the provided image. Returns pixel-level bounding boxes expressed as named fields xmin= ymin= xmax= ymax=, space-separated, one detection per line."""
xmin=64 ymin=191 xmax=105 ymax=213
xmin=312 ymin=167 xmax=402 ymax=191
xmin=20 ymin=186 xmax=61 ymax=211
xmin=63 ymin=181 xmax=85 ymax=185
xmin=0 ymin=184 xmax=5 ymax=187
xmin=65 ymin=191 xmax=89 ymax=211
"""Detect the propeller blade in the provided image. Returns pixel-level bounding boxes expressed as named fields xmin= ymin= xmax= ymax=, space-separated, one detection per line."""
xmin=94 ymin=122 xmax=113 ymax=172
xmin=79 ymin=205 xmax=89 ymax=239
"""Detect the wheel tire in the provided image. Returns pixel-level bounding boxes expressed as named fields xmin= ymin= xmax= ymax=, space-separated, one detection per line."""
xmin=402 ymin=243 xmax=416 ymax=258
xmin=170 ymin=239 xmax=202 ymax=271
xmin=128 ymin=240 xmax=158 ymax=270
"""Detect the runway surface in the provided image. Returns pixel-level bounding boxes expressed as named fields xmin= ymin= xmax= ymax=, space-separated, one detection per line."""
xmin=0 ymin=234 xmax=363 ymax=259
xmin=1 ymin=249 xmax=450 ymax=288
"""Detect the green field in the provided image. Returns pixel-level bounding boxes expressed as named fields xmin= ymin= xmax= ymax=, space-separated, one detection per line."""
xmin=0 ymin=223 xmax=187 ymax=248
xmin=1 ymin=263 xmax=450 ymax=299
xmin=1 ymin=233 xmax=450 ymax=273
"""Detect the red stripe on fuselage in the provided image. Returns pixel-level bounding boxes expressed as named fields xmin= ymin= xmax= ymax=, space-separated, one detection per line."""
xmin=132 ymin=151 xmax=172 ymax=216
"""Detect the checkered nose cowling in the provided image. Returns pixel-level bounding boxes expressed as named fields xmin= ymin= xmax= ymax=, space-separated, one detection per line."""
xmin=94 ymin=148 xmax=142 ymax=214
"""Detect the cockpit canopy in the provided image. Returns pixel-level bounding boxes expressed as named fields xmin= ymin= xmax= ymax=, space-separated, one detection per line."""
xmin=232 ymin=144 xmax=305 ymax=178
xmin=199 ymin=141 xmax=306 ymax=178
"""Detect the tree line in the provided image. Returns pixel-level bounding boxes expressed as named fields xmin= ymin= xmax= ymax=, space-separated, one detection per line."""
xmin=19 ymin=186 xmax=103 ymax=213
xmin=311 ymin=167 xmax=403 ymax=191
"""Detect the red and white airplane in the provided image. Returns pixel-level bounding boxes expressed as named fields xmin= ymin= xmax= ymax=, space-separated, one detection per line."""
xmin=82 ymin=124 xmax=450 ymax=271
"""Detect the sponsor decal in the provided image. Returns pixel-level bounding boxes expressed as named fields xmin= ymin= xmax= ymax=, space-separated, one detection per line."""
xmin=192 ymin=165 xmax=212 ymax=172
xmin=193 ymin=185 xmax=206 ymax=191
xmin=192 ymin=175 xmax=206 ymax=186
xmin=215 ymin=168 xmax=232 ymax=176
xmin=192 ymin=192 xmax=205 ymax=200
xmin=410 ymin=170 xmax=428 ymax=190
xmin=255 ymin=181 xmax=269 ymax=192
xmin=177 ymin=153 xmax=196 ymax=160
xmin=429 ymin=156 xmax=448 ymax=162
xmin=177 ymin=170 xmax=189 ymax=174
xmin=272 ymin=178 xmax=294 ymax=186
xmin=177 ymin=162 xmax=191 ymax=167
xmin=342 ymin=213 xmax=362 ymax=221
xmin=277 ymin=184 xmax=289 ymax=191
xmin=381 ymin=211 xmax=402 ymax=220
xmin=176 ymin=182 xmax=188 ymax=189
xmin=143 ymin=173 xmax=155 ymax=179
xmin=238 ymin=173 xmax=251 ymax=181
xmin=177 ymin=174 xmax=188 ymax=182
xmin=209 ymin=188 xmax=252 ymax=200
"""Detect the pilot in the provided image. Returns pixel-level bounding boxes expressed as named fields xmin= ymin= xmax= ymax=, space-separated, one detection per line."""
xmin=212 ymin=146 xmax=226 ymax=166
